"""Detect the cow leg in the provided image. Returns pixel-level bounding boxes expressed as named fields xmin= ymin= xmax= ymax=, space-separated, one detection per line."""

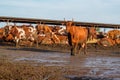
xmin=71 ymin=43 xmax=78 ymax=56
xmin=15 ymin=39 xmax=19 ymax=48
xmin=35 ymin=36 xmax=39 ymax=48
xmin=83 ymin=43 xmax=87 ymax=54
xmin=78 ymin=44 xmax=82 ymax=54
xmin=34 ymin=33 xmax=39 ymax=48
xmin=36 ymin=39 xmax=39 ymax=47
xmin=71 ymin=46 xmax=74 ymax=56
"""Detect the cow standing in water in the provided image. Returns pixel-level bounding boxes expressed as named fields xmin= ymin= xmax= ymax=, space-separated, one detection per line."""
xmin=66 ymin=21 xmax=96 ymax=56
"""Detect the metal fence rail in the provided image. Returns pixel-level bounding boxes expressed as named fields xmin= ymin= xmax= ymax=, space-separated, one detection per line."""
xmin=0 ymin=16 xmax=120 ymax=28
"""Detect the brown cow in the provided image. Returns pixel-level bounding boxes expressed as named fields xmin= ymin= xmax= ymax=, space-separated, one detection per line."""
xmin=36 ymin=24 xmax=60 ymax=44
xmin=97 ymin=38 xmax=115 ymax=47
xmin=0 ymin=27 xmax=5 ymax=41
xmin=107 ymin=29 xmax=120 ymax=39
xmin=114 ymin=38 xmax=120 ymax=45
xmin=66 ymin=21 xmax=96 ymax=56
xmin=5 ymin=33 xmax=14 ymax=42
xmin=97 ymin=29 xmax=120 ymax=47
xmin=88 ymin=27 xmax=97 ymax=40
xmin=3 ymin=25 xmax=14 ymax=42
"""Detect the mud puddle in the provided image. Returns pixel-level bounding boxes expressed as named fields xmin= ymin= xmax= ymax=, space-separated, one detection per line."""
xmin=14 ymin=52 xmax=71 ymax=66
xmin=0 ymin=46 xmax=119 ymax=79
xmin=84 ymin=57 xmax=120 ymax=78
xmin=14 ymin=51 xmax=120 ymax=78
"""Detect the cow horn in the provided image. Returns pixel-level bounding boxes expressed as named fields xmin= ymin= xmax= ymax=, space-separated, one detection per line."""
xmin=72 ymin=18 xmax=74 ymax=22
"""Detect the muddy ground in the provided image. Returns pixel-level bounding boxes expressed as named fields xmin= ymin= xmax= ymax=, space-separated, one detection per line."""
xmin=0 ymin=42 xmax=120 ymax=80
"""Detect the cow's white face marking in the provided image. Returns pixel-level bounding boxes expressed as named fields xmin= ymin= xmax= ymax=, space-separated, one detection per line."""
xmin=58 ymin=27 xmax=66 ymax=35
xmin=16 ymin=27 xmax=26 ymax=39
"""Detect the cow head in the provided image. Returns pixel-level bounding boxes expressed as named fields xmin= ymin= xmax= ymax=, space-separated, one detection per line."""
xmin=65 ymin=21 xmax=74 ymax=33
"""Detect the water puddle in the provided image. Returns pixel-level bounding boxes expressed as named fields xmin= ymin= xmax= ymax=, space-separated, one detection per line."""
xmin=14 ymin=52 xmax=70 ymax=66
xmin=84 ymin=57 xmax=120 ymax=78
xmin=65 ymin=75 xmax=115 ymax=80
xmin=15 ymin=57 xmax=69 ymax=65
xmin=14 ymin=52 xmax=120 ymax=78
xmin=84 ymin=57 xmax=120 ymax=68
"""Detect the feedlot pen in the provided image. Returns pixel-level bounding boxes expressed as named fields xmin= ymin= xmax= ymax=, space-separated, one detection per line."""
xmin=0 ymin=16 xmax=120 ymax=80
xmin=0 ymin=43 xmax=120 ymax=80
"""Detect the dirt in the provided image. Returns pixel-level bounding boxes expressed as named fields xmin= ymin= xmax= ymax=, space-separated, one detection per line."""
xmin=0 ymin=42 xmax=120 ymax=80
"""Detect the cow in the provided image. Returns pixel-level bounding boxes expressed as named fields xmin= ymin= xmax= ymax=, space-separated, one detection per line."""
xmin=6 ymin=25 xmax=37 ymax=47
xmin=107 ymin=29 xmax=120 ymax=39
xmin=9 ymin=25 xmax=26 ymax=47
xmin=4 ymin=25 xmax=16 ymax=42
xmin=1 ymin=25 xmax=14 ymax=42
xmin=88 ymin=27 xmax=97 ymax=40
xmin=114 ymin=38 xmax=120 ymax=45
xmin=65 ymin=21 xmax=96 ymax=56
xmin=97 ymin=29 xmax=120 ymax=47
xmin=36 ymin=24 xmax=60 ymax=44
xmin=21 ymin=25 xmax=38 ymax=47
xmin=0 ymin=27 xmax=5 ymax=41
xmin=5 ymin=33 xmax=14 ymax=42
xmin=36 ymin=24 xmax=53 ymax=44
xmin=21 ymin=25 xmax=37 ymax=42
xmin=97 ymin=38 xmax=115 ymax=47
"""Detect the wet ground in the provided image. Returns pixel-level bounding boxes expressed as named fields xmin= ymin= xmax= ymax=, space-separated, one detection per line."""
xmin=0 ymin=43 xmax=120 ymax=80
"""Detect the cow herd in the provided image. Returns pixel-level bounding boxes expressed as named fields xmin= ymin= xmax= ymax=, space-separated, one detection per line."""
xmin=0 ymin=21 xmax=120 ymax=56
xmin=97 ymin=29 xmax=120 ymax=47
xmin=0 ymin=23 xmax=68 ymax=47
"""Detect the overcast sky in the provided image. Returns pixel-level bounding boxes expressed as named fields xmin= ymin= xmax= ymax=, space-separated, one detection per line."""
xmin=0 ymin=0 xmax=120 ymax=31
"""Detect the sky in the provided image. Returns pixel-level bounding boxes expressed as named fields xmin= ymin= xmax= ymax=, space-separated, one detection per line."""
xmin=0 ymin=0 xmax=120 ymax=31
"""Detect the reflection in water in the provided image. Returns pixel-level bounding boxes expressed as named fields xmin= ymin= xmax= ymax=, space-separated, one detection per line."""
xmin=15 ymin=57 xmax=69 ymax=64
xmin=84 ymin=57 xmax=120 ymax=68
xmin=84 ymin=57 xmax=120 ymax=77
xmin=15 ymin=52 xmax=70 ymax=66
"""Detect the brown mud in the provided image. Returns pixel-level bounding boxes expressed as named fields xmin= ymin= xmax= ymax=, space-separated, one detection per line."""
xmin=0 ymin=42 xmax=120 ymax=80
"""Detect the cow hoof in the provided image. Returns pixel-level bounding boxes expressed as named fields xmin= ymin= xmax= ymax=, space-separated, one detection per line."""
xmin=71 ymin=53 xmax=76 ymax=56
xmin=84 ymin=52 xmax=87 ymax=55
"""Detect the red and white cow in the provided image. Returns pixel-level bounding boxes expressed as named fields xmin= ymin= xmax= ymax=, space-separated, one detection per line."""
xmin=21 ymin=25 xmax=37 ymax=42
xmin=9 ymin=26 xmax=26 ymax=47
xmin=36 ymin=24 xmax=60 ymax=44
xmin=5 ymin=24 xmax=37 ymax=47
